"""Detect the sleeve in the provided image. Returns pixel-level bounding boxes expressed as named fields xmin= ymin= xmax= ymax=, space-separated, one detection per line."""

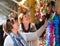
xmin=21 ymin=24 xmax=47 ymax=41
xmin=4 ymin=42 xmax=14 ymax=46
xmin=4 ymin=36 xmax=14 ymax=46
xmin=35 ymin=20 xmax=45 ymax=30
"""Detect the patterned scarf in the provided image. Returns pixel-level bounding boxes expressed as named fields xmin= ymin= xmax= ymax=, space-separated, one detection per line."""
xmin=10 ymin=32 xmax=28 ymax=46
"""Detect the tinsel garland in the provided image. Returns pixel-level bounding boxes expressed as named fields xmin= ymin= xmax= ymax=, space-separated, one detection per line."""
xmin=46 ymin=20 xmax=55 ymax=46
xmin=46 ymin=14 xmax=60 ymax=46
xmin=53 ymin=14 xmax=60 ymax=46
xmin=46 ymin=13 xmax=55 ymax=46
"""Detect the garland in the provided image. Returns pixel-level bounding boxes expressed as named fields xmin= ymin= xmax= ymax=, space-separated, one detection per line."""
xmin=53 ymin=14 xmax=60 ymax=46
xmin=46 ymin=13 xmax=55 ymax=46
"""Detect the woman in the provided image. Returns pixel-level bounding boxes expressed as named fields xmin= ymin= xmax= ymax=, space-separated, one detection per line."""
xmin=4 ymin=18 xmax=28 ymax=46
xmin=18 ymin=13 xmax=36 ymax=32
xmin=18 ymin=13 xmax=48 ymax=46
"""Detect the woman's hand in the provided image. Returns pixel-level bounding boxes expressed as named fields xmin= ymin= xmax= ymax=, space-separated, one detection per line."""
xmin=44 ymin=18 xmax=48 ymax=27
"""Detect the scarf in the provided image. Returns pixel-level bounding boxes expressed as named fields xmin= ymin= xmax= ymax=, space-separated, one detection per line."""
xmin=10 ymin=32 xmax=28 ymax=46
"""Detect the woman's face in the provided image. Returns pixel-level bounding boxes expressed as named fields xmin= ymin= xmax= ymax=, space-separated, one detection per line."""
xmin=47 ymin=5 xmax=52 ymax=13
xmin=22 ymin=14 xmax=30 ymax=24
xmin=12 ymin=21 xmax=19 ymax=31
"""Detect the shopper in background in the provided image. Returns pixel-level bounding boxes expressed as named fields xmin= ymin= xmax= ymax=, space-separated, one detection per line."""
xmin=46 ymin=1 xmax=56 ymax=46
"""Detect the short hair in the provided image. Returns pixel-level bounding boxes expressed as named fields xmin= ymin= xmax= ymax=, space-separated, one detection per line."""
xmin=47 ymin=1 xmax=55 ymax=7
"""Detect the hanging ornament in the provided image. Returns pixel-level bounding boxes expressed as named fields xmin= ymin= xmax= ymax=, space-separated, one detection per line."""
xmin=40 ymin=2 xmax=43 ymax=7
